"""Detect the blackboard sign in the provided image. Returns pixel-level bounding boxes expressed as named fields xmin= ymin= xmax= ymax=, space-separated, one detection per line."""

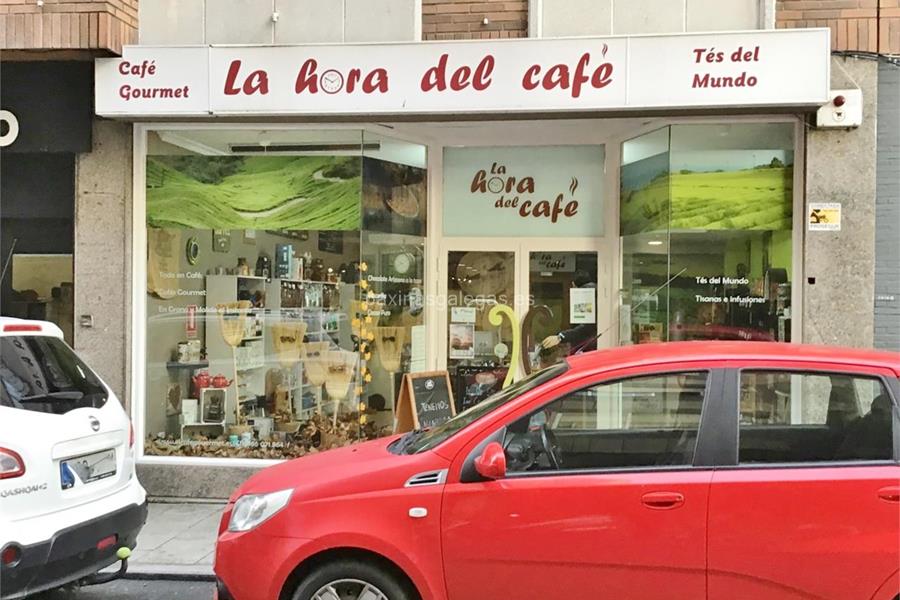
xmin=394 ymin=371 xmax=456 ymax=433
xmin=318 ymin=231 xmax=344 ymax=254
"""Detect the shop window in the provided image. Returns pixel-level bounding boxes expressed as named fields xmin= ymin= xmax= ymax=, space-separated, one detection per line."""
xmin=739 ymin=371 xmax=894 ymax=463
xmin=0 ymin=154 xmax=75 ymax=343
xmin=143 ymin=129 xmax=426 ymax=459
xmin=620 ymin=124 xmax=795 ymax=344
xmin=505 ymin=372 xmax=708 ymax=472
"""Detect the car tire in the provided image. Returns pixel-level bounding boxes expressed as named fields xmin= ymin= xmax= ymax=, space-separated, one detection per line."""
xmin=291 ymin=559 xmax=414 ymax=600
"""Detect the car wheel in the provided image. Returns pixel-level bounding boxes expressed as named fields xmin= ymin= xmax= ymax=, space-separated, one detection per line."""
xmin=291 ymin=559 xmax=413 ymax=600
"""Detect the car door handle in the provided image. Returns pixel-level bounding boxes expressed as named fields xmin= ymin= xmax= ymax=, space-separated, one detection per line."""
xmin=641 ymin=491 xmax=685 ymax=510
xmin=877 ymin=486 xmax=900 ymax=503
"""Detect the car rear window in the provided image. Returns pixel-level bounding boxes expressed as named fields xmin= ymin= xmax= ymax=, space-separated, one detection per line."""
xmin=0 ymin=336 xmax=108 ymax=414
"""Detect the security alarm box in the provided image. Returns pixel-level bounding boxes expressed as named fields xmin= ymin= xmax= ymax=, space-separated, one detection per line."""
xmin=816 ymin=89 xmax=862 ymax=128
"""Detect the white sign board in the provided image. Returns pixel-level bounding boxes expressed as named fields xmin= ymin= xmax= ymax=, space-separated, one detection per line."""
xmin=95 ymin=29 xmax=830 ymax=117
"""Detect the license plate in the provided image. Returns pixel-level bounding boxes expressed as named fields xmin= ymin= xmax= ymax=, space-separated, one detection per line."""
xmin=61 ymin=449 xmax=116 ymax=489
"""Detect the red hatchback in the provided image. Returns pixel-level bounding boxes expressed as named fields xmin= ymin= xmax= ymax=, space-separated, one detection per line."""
xmin=214 ymin=342 xmax=900 ymax=600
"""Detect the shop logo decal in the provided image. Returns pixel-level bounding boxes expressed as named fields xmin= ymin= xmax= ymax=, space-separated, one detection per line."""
xmin=470 ymin=162 xmax=580 ymax=223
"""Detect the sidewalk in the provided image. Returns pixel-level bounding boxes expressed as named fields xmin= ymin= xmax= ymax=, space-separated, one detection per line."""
xmin=125 ymin=500 xmax=226 ymax=580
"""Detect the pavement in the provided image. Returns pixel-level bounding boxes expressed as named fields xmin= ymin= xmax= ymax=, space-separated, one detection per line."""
xmin=36 ymin=579 xmax=215 ymax=599
xmin=122 ymin=500 xmax=226 ymax=580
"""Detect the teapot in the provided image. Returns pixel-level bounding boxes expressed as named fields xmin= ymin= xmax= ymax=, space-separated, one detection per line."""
xmin=211 ymin=374 xmax=234 ymax=388
xmin=191 ymin=370 xmax=211 ymax=395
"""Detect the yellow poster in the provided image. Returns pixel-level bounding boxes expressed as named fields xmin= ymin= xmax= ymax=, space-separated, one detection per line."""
xmin=808 ymin=202 xmax=841 ymax=231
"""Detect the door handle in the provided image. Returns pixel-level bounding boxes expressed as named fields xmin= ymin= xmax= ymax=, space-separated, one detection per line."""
xmin=641 ymin=491 xmax=685 ymax=510
xmin=877 ymin=486 xmax=900 ymax=503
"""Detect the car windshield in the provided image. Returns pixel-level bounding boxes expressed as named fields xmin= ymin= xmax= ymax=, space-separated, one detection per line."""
xmin=0 ymin=335 xmax=108 ymax=414
xmin=400 ymin=363 xmax=568 ymax=455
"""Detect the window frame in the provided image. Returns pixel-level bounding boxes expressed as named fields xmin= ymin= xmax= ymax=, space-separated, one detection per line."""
xmin=461 ymin=368 xmax=727 ymax=482
xmin=719 ymin=366 xmax=900 ymax=469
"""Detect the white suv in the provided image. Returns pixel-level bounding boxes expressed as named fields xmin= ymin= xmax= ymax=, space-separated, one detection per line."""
xmin=0 ymin=318 xmax=147 ymax=599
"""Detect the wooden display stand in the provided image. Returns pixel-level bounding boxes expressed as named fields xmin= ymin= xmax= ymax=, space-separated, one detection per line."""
xmin=393 ymin=371 xmax=456 ymax=434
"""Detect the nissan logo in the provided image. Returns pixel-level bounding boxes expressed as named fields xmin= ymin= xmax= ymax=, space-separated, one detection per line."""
xmin=89 ymin=416 xmax=101 ymax=432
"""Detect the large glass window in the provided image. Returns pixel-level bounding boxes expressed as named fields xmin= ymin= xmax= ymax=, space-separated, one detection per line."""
xmin=620 ymin=124 xmax=795 ymax=344
xmin=143 ymin=129 xmax=426 ymax=459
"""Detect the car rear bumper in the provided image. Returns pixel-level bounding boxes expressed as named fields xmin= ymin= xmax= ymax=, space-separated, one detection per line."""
xmin=0 ymin=501 xmax=148 ymax=600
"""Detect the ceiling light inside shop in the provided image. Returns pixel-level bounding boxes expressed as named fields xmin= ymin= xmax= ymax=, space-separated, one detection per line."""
xmin=229 ymin=142 xmax=381 ymax=155
xmin=648 ymin=240 xmax=664 ymax=246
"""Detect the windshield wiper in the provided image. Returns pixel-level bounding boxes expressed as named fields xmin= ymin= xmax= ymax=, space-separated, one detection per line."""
xmin=20 ymin=391 xmax=85 ymax=401
xmin=396 ymin=429 xmax=426 ymax=454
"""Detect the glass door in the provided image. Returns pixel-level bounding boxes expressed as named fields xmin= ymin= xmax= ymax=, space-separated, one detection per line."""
xmin=443 ymin=246 xmax=518 ymax=412
xmin=439 ymin=240 xmax=605 ymax=412
xmin=525 ymin=251 xmax=600 ymax=373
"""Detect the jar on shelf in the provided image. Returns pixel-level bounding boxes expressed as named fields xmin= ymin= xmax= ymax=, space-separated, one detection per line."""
xmin=237 ymin=258 xmax=250 ymax=277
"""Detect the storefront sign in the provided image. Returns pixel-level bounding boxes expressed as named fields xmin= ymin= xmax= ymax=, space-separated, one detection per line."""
xmin=443 ymin=146 xmax=604 ymax=237
xmin=530 ymin=252 xmax=576 ymax=273
xmin=808 ymin=202 xmax=841 ymax=231
xmin=95 ymin=29 xmax=830 ymax=117
xmin=0 ymin=110 xmax=19 ymax=147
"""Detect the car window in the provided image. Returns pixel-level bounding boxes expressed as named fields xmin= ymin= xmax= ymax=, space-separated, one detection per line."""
xmin=402 ymin=363 xmax=568 ymax=454
xmin=504 ymin=372 xmax=708 ymax=473
xmin=0 ymin=336 xmax=108 ymax=415
xmin=739 ymin=371 xmax=894 ymax=463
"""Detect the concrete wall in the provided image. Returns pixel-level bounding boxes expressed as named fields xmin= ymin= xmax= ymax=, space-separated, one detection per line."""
xmin=875 ymin=63 xmax=900 ymax=351
xmin=137 ymin=463 xmax=258 ymax=500
xmin=803 ymin=57 xmax=879 ymax=349
xmin=537 ymin=0 xmax=765 ymax=37
xmin=139 ymin=0 xmax=420 ymax=45
xmin=74 ymin=119 xmax=133 ymax=404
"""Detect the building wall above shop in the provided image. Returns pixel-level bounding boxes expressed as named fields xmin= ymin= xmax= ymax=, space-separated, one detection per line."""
xmin=0 ymin=0 xmax=137 ymax=55
xmin=777 ymin=0 xmax=900 ymax=55
xmin=139 ymin=0 xmax=421 ymax=45
xmin=534 ymin=0 xmax=768 ymax=38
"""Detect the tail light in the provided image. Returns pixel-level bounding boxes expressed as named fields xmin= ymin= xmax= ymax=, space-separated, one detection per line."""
xmin=0 ymin=448 xmax=25 ymax=480
xmin=1 ymin=545 xmax=22 ymax=567
xmin=2 ymin=323 xmax=41 ymax=333
xmin=129 ymin=422 xmax=135 ymax=448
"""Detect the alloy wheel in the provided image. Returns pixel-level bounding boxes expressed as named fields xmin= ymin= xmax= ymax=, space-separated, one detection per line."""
xmin=311 ymin=578 xmax=390 ymax=600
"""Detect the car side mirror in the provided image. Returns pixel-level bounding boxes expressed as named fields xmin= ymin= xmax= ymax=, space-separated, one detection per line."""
xmin=474 ymin=442 xmax=507 ymax=480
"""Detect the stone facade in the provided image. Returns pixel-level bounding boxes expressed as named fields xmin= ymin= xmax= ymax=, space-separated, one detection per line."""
xmin=803 ymin=57 xmax=880 ymax=349
xmin=74 ymin=119 xmax=133 ymax=402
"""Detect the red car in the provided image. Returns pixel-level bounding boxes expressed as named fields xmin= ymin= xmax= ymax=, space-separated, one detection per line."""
xmin=214 ymin=342 xmax=900 ymax=600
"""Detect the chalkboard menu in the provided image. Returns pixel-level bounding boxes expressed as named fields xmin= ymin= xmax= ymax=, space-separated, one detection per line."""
xmin=394 ymin=371 xmax=456 ymax=433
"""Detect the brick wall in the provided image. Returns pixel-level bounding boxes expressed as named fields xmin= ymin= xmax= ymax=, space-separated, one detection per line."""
xmin=776 ymin=0 xmax=900 ymax=55
xmin=423 ymin=0 xmax=527 ymax=40
xmin=0 ymin=0 xmax=138 ymax=54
